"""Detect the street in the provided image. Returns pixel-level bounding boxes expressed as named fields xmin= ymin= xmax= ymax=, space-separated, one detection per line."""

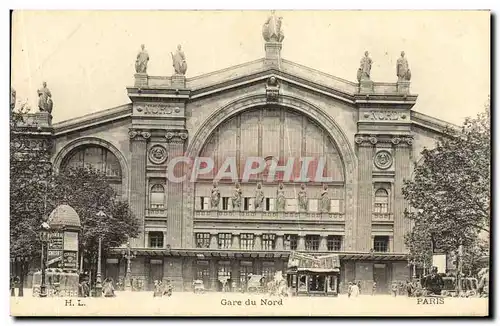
xmin=10 ymin=289 xmax=489 ymax=317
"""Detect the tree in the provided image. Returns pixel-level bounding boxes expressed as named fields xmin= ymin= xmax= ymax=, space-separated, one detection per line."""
xmin=403 ymin=97 xmax=490 ymax=273
xmin=48 ymin=166 xmax=140 ymax=269
xmin=10 ymin=93 xmax=139 ymax=292
xmin=10 ymin=100 xmax=52 ymax=296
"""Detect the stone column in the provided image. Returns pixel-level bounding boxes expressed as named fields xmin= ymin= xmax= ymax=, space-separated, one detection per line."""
xmin=297 ymin=236 xmax=305 ymax=251
xmin=254 ymin=234 xmax=262 ymax=251
xmin=275 ymin=235 xmax=284 ymax=251
xmin=128 ymin=130 xmax=149 ymax=248
xmin=319 ymin=236 xmax=328 ymax=252
xmin=166 ymin=132 xmax=187 ymax=248
xmin=355 ymin=136 xmax=374 ymax=251
xmin=393 ymin=138 xmax=412 ymax=252
xmin=163 ymin=232 xmax=167 ymax=249
xmin=231 ymin=234 xmax=240 ymax=250
xmin=210 ymin=233 xmax=218 ymax=250
xmin=388 ymin=236 xmax=394 ymax=253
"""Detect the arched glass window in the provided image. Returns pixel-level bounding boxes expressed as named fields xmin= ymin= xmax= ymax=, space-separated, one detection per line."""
xmin=374 ymin=188 xmax=389 ymax=213
xmin=150 ymin=184 xmax=165 ymax=209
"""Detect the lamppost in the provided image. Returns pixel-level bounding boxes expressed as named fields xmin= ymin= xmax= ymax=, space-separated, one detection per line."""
xmin=39 ymin=222 xmax=50 ymax=298
xmin=95 ymin=210 xmax=106 ymax=297
xmin=121 ymin=241 xmax=135 ymax=291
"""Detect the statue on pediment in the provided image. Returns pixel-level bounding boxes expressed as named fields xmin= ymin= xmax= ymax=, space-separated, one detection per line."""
xmin=231 ymin=182 xmax=242 ymax=210
xmin=320 ymin=184 xmax=331 ymax=213
xmin=276 ymin=182 xmax=286 ymax=211
xmin=397 ymin=51 xmax=411 ymax=81
xmin=210 ymin=181 xmax=221 ymax=209
xmin=297 ymin=183 xmax=308 ymax=211
xmin=37 ymin=82 xmax=53 ymax=114
xmin=135 ymin=44 xmax=149 ymax=74
xmin=262 ymin=11 xmax=284 ymax=43
xmin=357 ymin=51 xmax=372 ymax=82
xmin=254 ymin=182 xmax=265 ymax=210
xmin=171 ymin=44 xmax=187 ymax=75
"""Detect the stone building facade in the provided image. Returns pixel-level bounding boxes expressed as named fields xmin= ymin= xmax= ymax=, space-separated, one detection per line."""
xmin=18 ymin=23 xmax=453 ymax=293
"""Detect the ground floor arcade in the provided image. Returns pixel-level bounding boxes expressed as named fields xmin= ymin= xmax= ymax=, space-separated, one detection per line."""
xmin=104 ymin=249 xmax=411 ymax=294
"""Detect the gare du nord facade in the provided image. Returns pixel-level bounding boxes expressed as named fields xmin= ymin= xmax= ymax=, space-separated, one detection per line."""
xmin=31 ymin=32 xmax=450 ymax=293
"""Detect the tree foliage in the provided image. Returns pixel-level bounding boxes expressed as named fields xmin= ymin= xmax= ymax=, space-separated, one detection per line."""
xmin=403 ymin=98 xmax=490 ymax=273
xmin=10 ymin=102 xmax=139 ymax=280
xmin=49 ymin=166 xmax=139 ymax=261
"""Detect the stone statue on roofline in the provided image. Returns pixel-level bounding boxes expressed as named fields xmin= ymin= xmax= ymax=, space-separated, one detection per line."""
xmin=171 ymin=44 xmax=187 ymax=75
xmin=396 ymin=51 xmax=412 ymax=81
xmin=135 ymin=44 xmax=149 ymax=74
xmin=37 ymin=81 xmax=53 ymax=114
xmin=262 ymin=11 xmax=284 ymax=43
xmin=357 ymin=51 xmax=372 ymax=82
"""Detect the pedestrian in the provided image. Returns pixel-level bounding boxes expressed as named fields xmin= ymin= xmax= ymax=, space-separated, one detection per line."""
xmin=391 ymin=282 xmax=398 ymax=297
xmin=372 ymin=282 xmax=377 ymax=295
xmin=406 ymin=280 xmax=413 ymax=297
xmin=351 ymin=282 xmax=360 ymax=297
xmin=347 ymin=282 xmax=352 ymax=298
xmin=357 ymin=281 xmax=362 ymax=295
xmin=163 ymin=279 xmax=173 ymax=297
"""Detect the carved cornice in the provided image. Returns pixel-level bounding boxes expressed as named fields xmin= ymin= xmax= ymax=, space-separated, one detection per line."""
xmin=165 ymin=131 xmax=188 ymax=143
xmin=128 ymin=129 xmax=151 ymax=140
xmin=355 ymin=134 xmax=414 ymax=147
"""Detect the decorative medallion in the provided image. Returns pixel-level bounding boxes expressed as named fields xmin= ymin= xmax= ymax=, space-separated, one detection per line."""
xmin=374 ymin=150 xmax=393 ymax=170
xmin=149 ymin=145 xmax=168 ymax=164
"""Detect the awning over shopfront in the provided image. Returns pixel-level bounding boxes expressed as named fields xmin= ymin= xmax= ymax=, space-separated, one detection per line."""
xmin=109 ymin=247 xmax=408 ymax=261
xmin=287 ymin=252 xmax=341 ymax=273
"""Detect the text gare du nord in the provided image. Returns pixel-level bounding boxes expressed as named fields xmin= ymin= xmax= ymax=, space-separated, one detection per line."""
xmin=221 ymin=298 xmax=284 ymax=306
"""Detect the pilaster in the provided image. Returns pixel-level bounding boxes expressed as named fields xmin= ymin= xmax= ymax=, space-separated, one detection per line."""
xmin=393 ymin=137 xmax=413 ymax=252
xmin=128 ymin=129 xmax=150 ymax=248
xmin=165 ymin=131 xmax=188 ymax=248
xmin=354 ymin=135 xmax=375 ymax=251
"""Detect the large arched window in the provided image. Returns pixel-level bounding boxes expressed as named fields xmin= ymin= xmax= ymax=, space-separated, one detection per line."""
xmin=374 ymin=188 xmax=389 ymax=213
xmin=61 ymin=145 xmax=122 ymax=193
xmin=150 ymin=184 xmax=165 ymax=209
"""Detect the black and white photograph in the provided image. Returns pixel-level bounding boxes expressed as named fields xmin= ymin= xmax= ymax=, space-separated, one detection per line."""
xmin=8 ymin=9 xmax=491 ymax=317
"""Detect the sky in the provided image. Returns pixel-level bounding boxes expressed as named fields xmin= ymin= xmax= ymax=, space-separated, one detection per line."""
xmin=10 ymin=10 xmax=490 ymax=125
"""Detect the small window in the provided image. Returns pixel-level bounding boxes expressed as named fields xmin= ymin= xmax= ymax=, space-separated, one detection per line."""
xmin=222 ymin=197 xmax=230 ymax=211
xmin=374 ymin=188 xmax=389 ymax=213
xmin=330 ymin=200 xmax=341 ymax=213
xmin=149 ymin=232 xmax=164 ymax=248
xmin=218 ymin=233 xmax=232 ymax=249
xmin=327 ymin=235 xmax=342 ymax=251
xmin=243 ymin=198 xmax=252 ymax=211
xmin=284 ymin=234 xmax=298 ymax=250
xmin=374 ymin=236 xmax=389 ymax=252
xmin=200 ymin=197 xmax=210 ymax=210
xmin=265 ymin=198 xmax=273 ymax=211
xmin=287 ymin=199 xmax=298 ymax=212
xmin=262 ymin=234 xmax=276 ymax=250
xmin=196 ymin=233 xmax=211 ymax=248
xmin=309 ymin=199 xmax=318 ymax=212
xmin=150 ymin=184 xmax=165 ymax=209
xmin=240 ymin=233 xmax=254 ymax=250
xmin=305 ymin=235 xmax=320 ymax=251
